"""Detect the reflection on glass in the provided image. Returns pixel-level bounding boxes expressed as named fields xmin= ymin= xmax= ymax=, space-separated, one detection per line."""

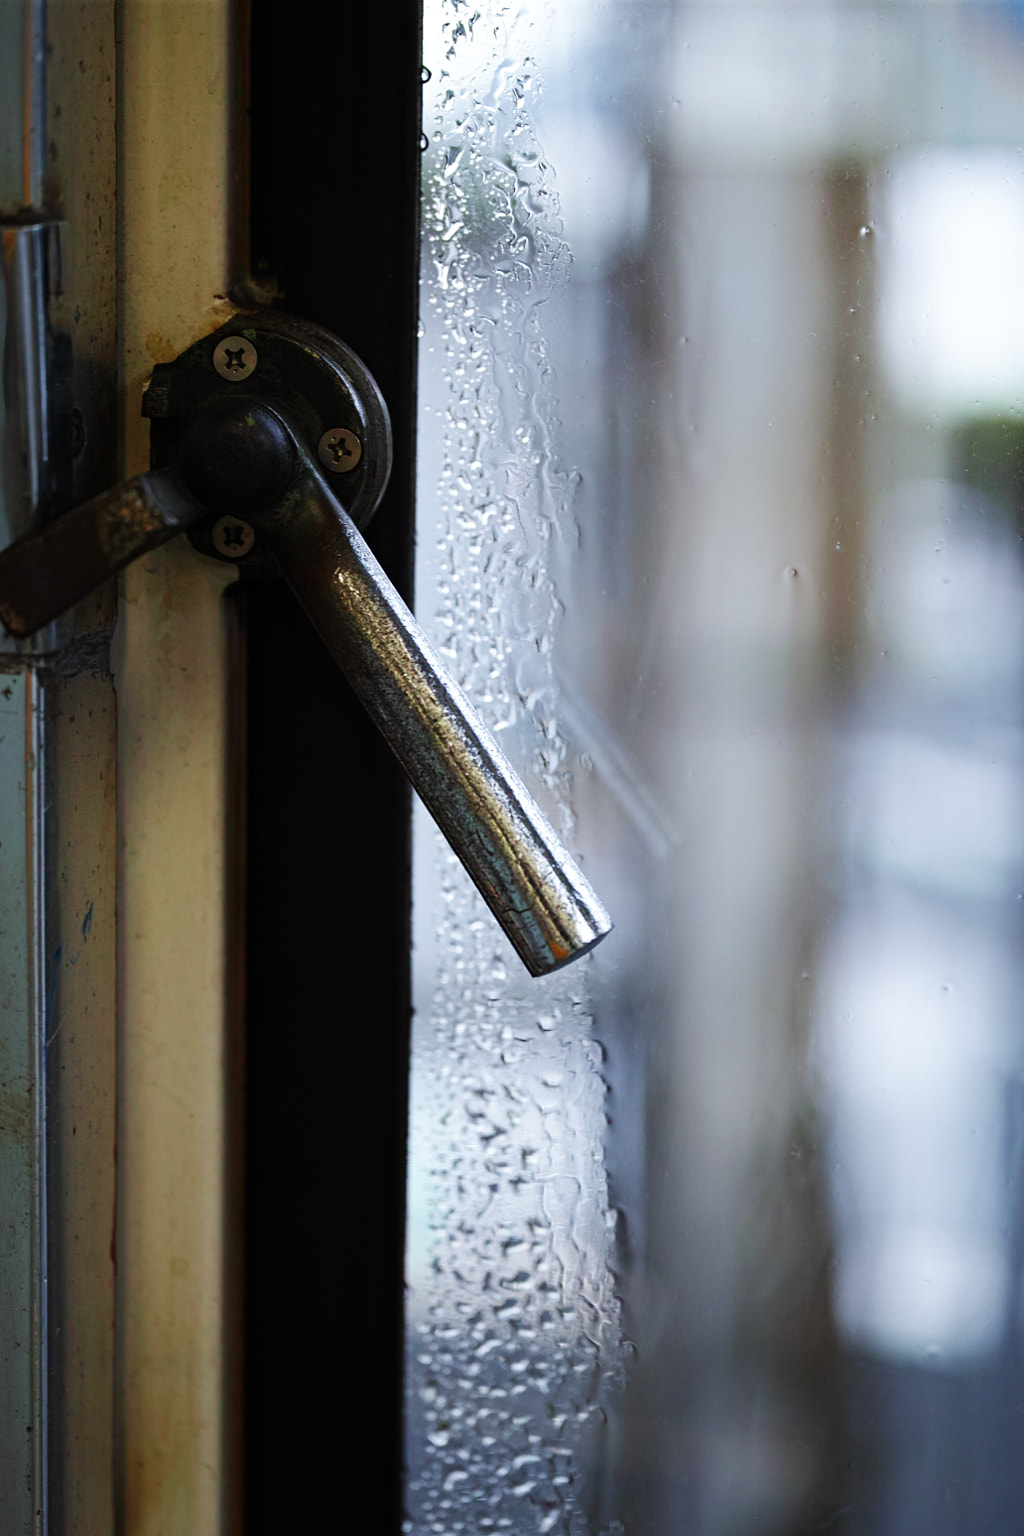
xmin=408 ymin=3 xmax=1024 ymax=1532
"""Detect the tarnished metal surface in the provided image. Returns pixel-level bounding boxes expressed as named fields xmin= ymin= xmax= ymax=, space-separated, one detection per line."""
xmin=94 ymin=477 xmax=172 ymax=562
xmin=0 ymin=669 xmax=46 ymax=1536
xmin=0 ymin=468 xmax=202 ymax=638
xmin=254 ymin=458 xmax=613 ymax=977
xmin=0 ymin=223 xmax=71 ymax=540
xmin=0 ymin=0 xmax=43 ymax=211
xmin=0 ymin=221 xmax=73 ymax=655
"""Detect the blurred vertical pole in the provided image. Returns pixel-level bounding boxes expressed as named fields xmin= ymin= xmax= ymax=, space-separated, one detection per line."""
xmin=617 ymin=154 xmax=845 ymax=1532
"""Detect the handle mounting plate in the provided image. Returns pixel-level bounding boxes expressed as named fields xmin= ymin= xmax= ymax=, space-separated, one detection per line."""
xmin=143 ymin=310 xmax=392 ymax=568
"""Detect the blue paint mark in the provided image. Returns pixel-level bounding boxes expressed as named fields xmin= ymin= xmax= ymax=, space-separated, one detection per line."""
xmin=45 ymin=946 xmax=63 ymax=1049
xmin=47 ymin=906 xmax=96 ymax=1044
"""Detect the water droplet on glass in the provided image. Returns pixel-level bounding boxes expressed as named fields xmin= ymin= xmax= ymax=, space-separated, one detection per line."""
xmin=407 ymin=5 xmax=623 ymax=1528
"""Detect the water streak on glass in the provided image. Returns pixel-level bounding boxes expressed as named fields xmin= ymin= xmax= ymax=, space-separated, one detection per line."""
xmin=407 ymin=3 xmax=623 ymax=1532
xmin=410 ymin=1 xmax=1024 ymax=1532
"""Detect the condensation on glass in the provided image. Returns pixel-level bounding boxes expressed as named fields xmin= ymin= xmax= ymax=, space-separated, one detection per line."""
xmin=407 ymin=4 xmax=623 ymax=1532
xmin=408 ymin=2 xmax=1024 ymax=1532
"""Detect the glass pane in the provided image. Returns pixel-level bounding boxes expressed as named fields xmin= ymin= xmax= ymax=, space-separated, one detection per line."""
xmin=408 ymin=3 xmax=1024 ymax=1531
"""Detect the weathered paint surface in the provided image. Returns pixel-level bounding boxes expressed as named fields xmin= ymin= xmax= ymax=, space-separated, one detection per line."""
xmin=43 ymin=7 xmax=120 ymax=1534
xmin=47 ymin=668 xmax=118 ymax=1536
xmin=1 ymin=6 xmax=238 ymax=1529
xmin=115 ymin=1 xmax=239 ymax=1532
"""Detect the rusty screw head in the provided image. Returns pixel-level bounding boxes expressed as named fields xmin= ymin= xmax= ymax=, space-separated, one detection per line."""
xmin=317 ymin=426 xmax=362 ymax=474
xmin=212 ymin=336 xmax=258 ymax=381
xmin=211 ymin=516 xmax=256 ymax=559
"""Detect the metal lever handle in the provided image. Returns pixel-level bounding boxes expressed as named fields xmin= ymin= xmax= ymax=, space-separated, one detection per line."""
xmin=251 ymin=449 xmax=612 ymax=977
xmin=0 ymin=469 xmax=203 ymax=637
xmin=0 ymin=323 xmax=612 ymax=976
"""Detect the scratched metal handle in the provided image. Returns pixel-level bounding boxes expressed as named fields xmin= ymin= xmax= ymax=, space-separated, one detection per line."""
xmin=250 ymin=458 xmax=612 ymax=977
xmin=0 ymin=306 xmax=612 ymax=976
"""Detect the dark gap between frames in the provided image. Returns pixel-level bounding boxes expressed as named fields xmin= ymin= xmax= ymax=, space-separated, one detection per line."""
xmin=242 ymin=0 xmax=422 ymax=1528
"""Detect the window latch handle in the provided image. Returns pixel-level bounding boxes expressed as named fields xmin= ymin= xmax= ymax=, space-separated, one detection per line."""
xmin=0 ymin=314 xmax=612 ymax=976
